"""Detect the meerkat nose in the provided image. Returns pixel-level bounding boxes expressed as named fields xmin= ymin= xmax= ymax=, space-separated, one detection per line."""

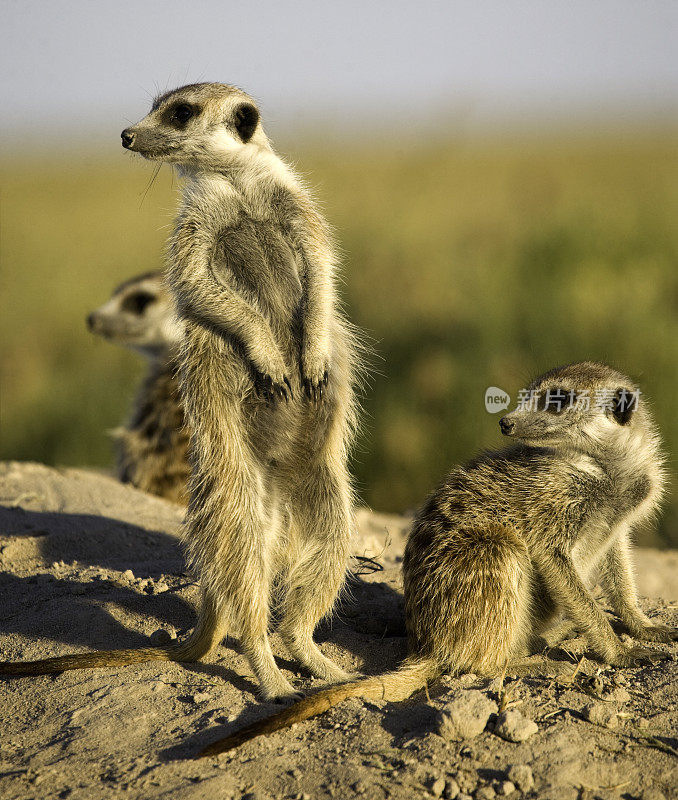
xmin=121 ymin=129 xmax=136 ymax=149
xmin=86 ymin=312 xmax=97 ymax=331
xmin=499 ymin=416 xmax=515 ymax=435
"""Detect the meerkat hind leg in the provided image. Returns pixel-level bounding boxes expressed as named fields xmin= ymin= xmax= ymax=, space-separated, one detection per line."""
xmin=236 ymin=502 xmax=303 ymax=702
xmin=534 ymin=619 xmax=579 ymax=650
xmin=503 ymin=654 xmax=582 ymax=679
xmin=407 ymin=522 xmax=535 ymax=677
xmin=188 ymin=461 xmax=301 ymax=701
xmin=174 ymin=586 xmax=229 ymax=661
xmin=278 ymin=465 xmax=354 ymax=684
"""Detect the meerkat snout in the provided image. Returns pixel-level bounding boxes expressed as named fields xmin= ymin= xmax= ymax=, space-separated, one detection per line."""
xmin=121 ymin=129 xmax=135 ymax=149
xmin=86 ymin=309 xmax=108 ymax=337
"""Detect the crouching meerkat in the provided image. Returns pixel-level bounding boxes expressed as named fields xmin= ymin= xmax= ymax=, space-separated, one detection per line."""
xmin=87 ymin=270 xmax=190 ymax=503
xmin=198 ymin=361 xmax=676 ymax=755
xmin=1 ymin=83 xmax=363 ymax=701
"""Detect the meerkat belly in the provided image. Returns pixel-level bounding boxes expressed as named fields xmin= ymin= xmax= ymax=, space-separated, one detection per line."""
xmin=213 ymin=220 xmax=304 ymax=360
xmin=178 ymin=325 xmax=302 ymax=464
xmin=570 ymin=514 xmax=617 ymax=580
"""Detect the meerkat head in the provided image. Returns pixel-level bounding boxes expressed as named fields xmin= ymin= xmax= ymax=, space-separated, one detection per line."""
xmin=87 ymin=271 xmax=184 ymax=358
xmin=120 ymin=83 xmax=268 ymax=170
xmin=498 ymin=361 xmax=651 ymax=453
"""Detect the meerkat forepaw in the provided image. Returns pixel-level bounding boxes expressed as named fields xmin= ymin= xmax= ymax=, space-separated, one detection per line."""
xmin=253 ymin=371 xmax=293 ymax=404
xmin=302 ymin=368 xmax=329 ymax=402
xmin=609 ymin=645 xmax=668 ymax=667
xmin=300 ymin=347 xmax=330 ymax=402
xmin=632 ymin=624 xmax=678 ymax=643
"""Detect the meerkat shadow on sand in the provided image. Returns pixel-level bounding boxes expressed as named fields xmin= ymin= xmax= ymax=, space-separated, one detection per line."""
xmin=314 ymin=572 xmax=408 ymax=672
xmin=0 ymin=506 xmax=193 ymax=648
xmin=0 ymin=506 xmax=184 ymax=575
xmin=0 ymin=572 xmax=193 ymax=652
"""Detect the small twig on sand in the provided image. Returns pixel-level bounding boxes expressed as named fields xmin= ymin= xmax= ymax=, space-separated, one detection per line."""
xmin=560 ymin=655 xmax=586 ymax=686
xmin=540 ymin=707 xmax=567 ymax=721
xmin=497 ymin=663 xmax=522 ymax=712
xmin=351 ymin=555 xmax=384 ymax=576
xmin=627 ymin=728 xmax=678 ymax=758
xmin=580 ymin=714 xmax=678 ymax=759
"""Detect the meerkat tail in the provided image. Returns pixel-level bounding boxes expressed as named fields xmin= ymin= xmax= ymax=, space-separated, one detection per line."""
xmin=0 ymin=647 xmax=174 ymax=675
xmin=197 ymin=657 xmax=439 ymax=758
xmin=0 ymin=627 xmax=213 ymax=676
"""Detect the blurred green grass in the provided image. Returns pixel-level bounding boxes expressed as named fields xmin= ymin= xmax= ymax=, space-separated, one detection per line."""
xmin=2 ymin=129 xmax=677 ymax=545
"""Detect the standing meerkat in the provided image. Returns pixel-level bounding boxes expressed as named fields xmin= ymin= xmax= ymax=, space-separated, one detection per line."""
xmin=87 ymin=270 xmax=190 ymax=503
xmin=1 ymin=83 xmax=362 ymax=701
xmin=199 ymin=361 xmax=676 ymax=755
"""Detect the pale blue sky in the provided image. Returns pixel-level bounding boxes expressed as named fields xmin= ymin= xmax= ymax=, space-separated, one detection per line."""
xmin=3 ymin=0 xmax=677 ymax=143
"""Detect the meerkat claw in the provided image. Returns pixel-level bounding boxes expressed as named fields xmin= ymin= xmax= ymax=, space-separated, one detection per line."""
xmin=254 ymin=373 xmax=292 ymax=404
xmin=302 ymin=378 xmax=313 ymax=401
xmin=634 ymin=647 xmax=669 ymax=665
xmin=612 ymin=646 xmax=668 ymax=668
xmin=253 ymin=372 xmax=274 ymax=402
xmin=275 ymin=383 xmax=287 ymax=403
xmin=302 ymin=373 xmax=327 ymax=402
xmin=270 ymin=691 xmax=304 ymax=704
xmin=635 ymin=624 xmax=678 ymax=643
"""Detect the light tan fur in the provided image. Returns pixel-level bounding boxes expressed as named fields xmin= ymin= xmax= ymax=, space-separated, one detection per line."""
xmin=1 ymin=83 xmax=364 ymax=701
xmin=87 ymin=270 xmax=190 ymax=503
xmin=198 ymin=361 xmax=675 ymax=756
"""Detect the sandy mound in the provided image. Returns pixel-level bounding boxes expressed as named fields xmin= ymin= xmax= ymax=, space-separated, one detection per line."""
xmin=0 ymin=462 xmax=676 ymax=800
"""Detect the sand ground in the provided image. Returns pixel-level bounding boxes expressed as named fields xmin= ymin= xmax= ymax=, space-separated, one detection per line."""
xmin=0 ymin=461 xmax=676 ymax=800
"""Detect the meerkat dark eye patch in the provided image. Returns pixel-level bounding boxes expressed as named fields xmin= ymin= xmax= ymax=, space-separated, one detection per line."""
xmin=540 ymin=386 xmax=569 ymax=414
xmin=612 ymin=387 xmax=637 ymax=425
xmin=234 ymin=103 xmax=259 ymax=142
xmin=122 ymin=291 xmax=156 ymax=315
xmin=167 ymin=103 xmax=197 ymax=127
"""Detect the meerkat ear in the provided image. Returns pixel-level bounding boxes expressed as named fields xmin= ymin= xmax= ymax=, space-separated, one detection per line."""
xmin=612 ymin=387 xmax=637 ymax=425
xmin=234 ymin=103 xmax=259 ymax=142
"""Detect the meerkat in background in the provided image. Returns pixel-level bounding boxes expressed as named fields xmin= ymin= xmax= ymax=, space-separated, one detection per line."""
xmin=1 ymin=83 xmax=363 ymax=700
xmin=87 ymin=271 xmax=190 ymax=503
xmin=199 ymin=361 xmax=676 ymax=755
